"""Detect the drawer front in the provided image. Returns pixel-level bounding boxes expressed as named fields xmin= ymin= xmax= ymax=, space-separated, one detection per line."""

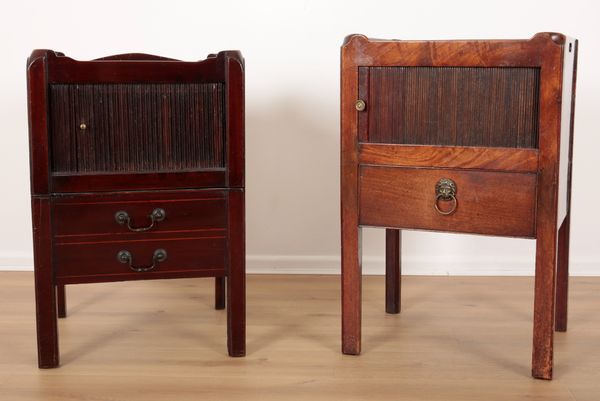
xmin=359 ymin=166 xmax=536 ymax=237
xmin=54 ymin=237 xmax=226 ymax=283
xmin=52 ymin=190 xmax=226 ymax=239
xmin=49 ymin=83 xmax=225 ymax=174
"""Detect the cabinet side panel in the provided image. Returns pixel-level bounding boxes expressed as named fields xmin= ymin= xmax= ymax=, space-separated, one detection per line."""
xmin=27 ymin=55 xmax=51 ymax=195
xmin=225 ymin=56 xmax=245 ymax=188
xmin=557 ymin=39 xmax=577 ymax=222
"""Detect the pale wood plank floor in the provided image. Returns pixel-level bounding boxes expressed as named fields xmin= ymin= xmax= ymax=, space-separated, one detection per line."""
xmin=1 ymin=272 xmax=599 ymax=401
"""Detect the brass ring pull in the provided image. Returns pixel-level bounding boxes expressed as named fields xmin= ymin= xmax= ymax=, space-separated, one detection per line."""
xmin=434 ymin=178 xmax=457 ymax=216
xmin=434 ymin=193 xmax=457 ymax=215
xmin=114 ymin=208 xmax=165 ymax=232
xmin=117 ymin=249 xmax=167 ymax=272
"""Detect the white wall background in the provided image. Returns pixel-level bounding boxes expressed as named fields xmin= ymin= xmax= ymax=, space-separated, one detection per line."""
xmin=1 ymin=0 xmax=598 ymax=275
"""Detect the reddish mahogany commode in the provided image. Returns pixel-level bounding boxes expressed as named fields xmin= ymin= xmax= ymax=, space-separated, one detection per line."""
xmin=27 ymin=49 xmax=246 ymax=368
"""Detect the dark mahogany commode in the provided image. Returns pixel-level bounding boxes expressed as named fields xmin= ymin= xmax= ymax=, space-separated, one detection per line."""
xmin=27 ymin=49 xmax=245 ymax=368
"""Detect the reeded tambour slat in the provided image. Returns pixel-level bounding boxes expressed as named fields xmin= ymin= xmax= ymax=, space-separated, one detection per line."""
xmin=364 ymin=66 xmax=540 ymax=148
xmin=50 ymin=83 xmax=225 ymax=173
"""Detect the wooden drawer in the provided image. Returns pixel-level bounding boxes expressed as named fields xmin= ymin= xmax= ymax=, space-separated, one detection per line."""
xmin=54 ymin=236 xmax=226 ymax=283
xmin=52 ymin=190 xmax=226 ymax=239
xmin=359 ymin=166 xmax=537 ymax=237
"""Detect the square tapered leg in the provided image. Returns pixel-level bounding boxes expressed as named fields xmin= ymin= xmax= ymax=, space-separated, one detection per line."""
xmin=385 ymin=229 xmax=401 ymax=314
xmin=227 ymin=190 xmax=245 ymax=357
xmin=555 ymin=214 xmax=571 ymax=332
xmin=342 ymin=221 xmax=362 ymax=355
xmin=215 ymin=277 xmax=226 ymax=310
xmin=32 ymin=198 xmax=59 ymax=368
xmin=56 ymin=284 xmax=66 ymax=318
xmin=532 ymin=217 xmax=558 ymax=380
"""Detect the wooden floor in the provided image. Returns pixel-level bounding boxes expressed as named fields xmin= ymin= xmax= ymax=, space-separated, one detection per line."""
xmin=1 ymin=273 xmax=599 ymax=400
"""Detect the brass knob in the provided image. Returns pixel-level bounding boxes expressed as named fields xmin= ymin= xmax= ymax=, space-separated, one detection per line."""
xmin=434 ymin=178 xmax=457 ymax=216
xmin=79 ymin=123 xmax=87 ymax=130
xmin=355 ymin=99 xmax=366 ymax=111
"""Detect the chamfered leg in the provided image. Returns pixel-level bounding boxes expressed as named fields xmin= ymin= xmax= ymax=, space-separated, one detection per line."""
xmin=57 ymin=284 xmax=66 ymax=318
xmin=227 ymin=190 xmax=245 ymax=357
xmin=385 ymin=229 xmax=401 ymax=314
xmin=532 ymin=221 xmax=558 ymax=379
xmin=341 ymin=48 xmax=362 ymax=355
xmin=342 ymin=221 xmax=362 ymax=355
xmin=215 ymin=277 xmax=226 ymax=310
xmin=32 ymin=198 xmax=59 ymax=368
xmin=555 ymin=214 xmax=570 ymax=332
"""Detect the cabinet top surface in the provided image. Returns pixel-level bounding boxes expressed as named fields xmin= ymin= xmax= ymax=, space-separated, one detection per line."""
xmin=340 ymin=32 xmax=575 ymax=69
xmin=342 ymin=32 xmax=572 ymax=47
xmin=28 ymin=49 xmax=244 ymax=68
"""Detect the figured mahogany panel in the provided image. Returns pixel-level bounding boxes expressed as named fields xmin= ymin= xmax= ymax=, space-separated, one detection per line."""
xmin=364 ymin=67 xmax=540 ymax=148
xmin=359 ymin=166 xmax=537 ymax=238
xmin=49 ymin=83 xmax=225 ymax=174
xmin=359 ymin=144 xmax=538 ymax=173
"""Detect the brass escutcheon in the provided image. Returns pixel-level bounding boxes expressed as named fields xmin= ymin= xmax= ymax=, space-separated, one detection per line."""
xmin=355 ymin=99 xmax=366 ymax=111
xmin=434 ymin=178 xmax=457 ymax=215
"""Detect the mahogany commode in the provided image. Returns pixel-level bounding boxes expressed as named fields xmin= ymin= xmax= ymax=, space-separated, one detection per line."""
xmin=27 ymin=49 xmax=245 ymax=368
xmin=340 ymin=33 xmax=577 ymax=379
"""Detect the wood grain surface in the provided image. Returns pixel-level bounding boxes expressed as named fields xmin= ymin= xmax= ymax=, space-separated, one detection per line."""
xmin=1 ymin=273 xmax=599 ymax=401
xmin=341 ymin=33 xmax=575 ymax=379
xmin=49 ymin=83 xmax=225 ymax=174
xmin=52 ymin=190 xmax=226 ymax=238
xmin=364 ymin=66 xmax=539 ymax=148
xmin=359 ymin=144 xmax=539 ymax=173
xmin=359 ymin=166 xmax=537 ymax=238
xmin=27 ymin=49 xmax=246 ymax=366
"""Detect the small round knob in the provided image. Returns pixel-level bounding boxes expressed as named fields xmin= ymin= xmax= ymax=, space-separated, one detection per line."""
xmin=79 ymin=123 xmax=87 ymax=130
xmin=151 ymin=208 xmax=166 ymax=222
xmin=114 ymin=210 xmax=129 ymax=225
xmin=355 ymin=99 xmax=366 ymax=111
xmin=117 ymin=250 xmax=132 ymax=264
xmin=153 ymin=249 xmax=168 ymax=263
